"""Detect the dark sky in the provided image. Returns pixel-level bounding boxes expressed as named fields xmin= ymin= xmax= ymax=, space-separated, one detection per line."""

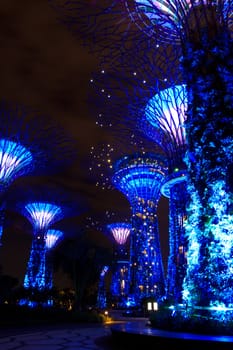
xmin=0 ymin=0 xmax=169 ymax=288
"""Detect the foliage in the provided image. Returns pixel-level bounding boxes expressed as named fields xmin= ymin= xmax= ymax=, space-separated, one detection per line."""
xmin=149 ymin=305 xmax=233 ymax=335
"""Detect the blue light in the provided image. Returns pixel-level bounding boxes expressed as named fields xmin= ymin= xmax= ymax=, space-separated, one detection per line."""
xmin=132 ymin=1 xmax=232 ymax=43
xmin=24 ymin=202 xmax=63 ymax=230
xmin=145 ymin=84 xmax=187 ymax=145
xmin=0 ymin=139 xmax=33 ymax=187
xmin=23 ymin=203 xmax=64 ymax=300
xmin=112 ymin=153 xmax=168 ymax=304
xmin=45 ymin=229 xmax=64 ymax=249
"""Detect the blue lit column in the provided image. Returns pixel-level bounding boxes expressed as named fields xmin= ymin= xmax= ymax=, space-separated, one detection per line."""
xmin=22 ymin=202 xmax=63 ymax=299
xmin=112 ymin=153 xmax=168 ymax=305
xmin=107 ymin=222 xmax=131 ymax=306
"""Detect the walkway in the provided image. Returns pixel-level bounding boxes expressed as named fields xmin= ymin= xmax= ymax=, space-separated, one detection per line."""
xmin=0 ymin=323 xmax=112 ymax=350
xmin=0 ymin=311 xmax=233 ymax=350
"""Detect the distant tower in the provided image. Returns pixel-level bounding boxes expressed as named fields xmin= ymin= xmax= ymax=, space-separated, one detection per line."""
xmin=0 ymin=100 xmax=77 ymax=245
xmin=112 ymin=152 xmax=168 ymax=305
xmin=45 ymin=229 xmax=64 ymax=291
xmin=107 ymin=222 xmax=131 ymax=306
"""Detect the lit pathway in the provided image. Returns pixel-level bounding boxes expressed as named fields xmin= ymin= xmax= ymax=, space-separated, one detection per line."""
xmin=0 ymin=324 xmax=112 ymax=350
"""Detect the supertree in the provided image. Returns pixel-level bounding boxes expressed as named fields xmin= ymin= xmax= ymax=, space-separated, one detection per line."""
xmin=51 ymin=0 xmax=233 ymax=323
xmin=88 ymin=53 xmax=188 ymax=304
xmin=88 ymin=129 xmax=168 ymax=307
xmin=122 ymin=0 xmax=233 ymax=321
xmin=21 ymin=201 xmax=64 ymax=307
xmin=86 ymin=209 xmax=131 ymax=308
xmin=0 ymin=100 xmax=78 ymax=246
xmin=8 ymin=180 xmax=87 ymax=307
xmin=112 ymin=152 xmax=168 ymax=306
xmin=45 ymin=229 xmax=64 ymax=291
xmin=106 ymin=222 xmax=131 ymax=306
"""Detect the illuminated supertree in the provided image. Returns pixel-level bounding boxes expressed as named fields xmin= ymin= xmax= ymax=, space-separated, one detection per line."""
xmin=0 ymin=100 xmax=77 ymax=245
xmin=54 ymin=0 xmax=233 ymax=323
xmin=88 ymin=134 xmax=167 ymax=307
xmin=112 ymin=152 xmax=168 ymax=305
xmin=9 ymin=180 xmax=86 ymax=307
xmin=45 ymin=229 xmax=64 ymax=291
xmin=86 ymin=209 xmax=131 ymax=308
xmin=123 ymin=0 xmax=233 ymax=321
xmin=144 ymin=83 xmax=188 ymax=304
xmin=88 ymin=56 xmax=188 ymax=304
xmin=22 ymin=202 xmax=64 ymax=294
xmin=107 ymin=222 xmax=131 ymax=306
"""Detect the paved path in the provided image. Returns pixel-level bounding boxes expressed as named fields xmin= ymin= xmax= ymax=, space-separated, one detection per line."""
xmin=0 ymin=323 xmax=113 ymax=350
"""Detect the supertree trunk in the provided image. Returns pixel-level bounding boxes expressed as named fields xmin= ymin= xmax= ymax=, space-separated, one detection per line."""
xmin=162 ymin=176 xmax=188 ymax=304
xmin=181 ymin=22 xmax=233 ymax=318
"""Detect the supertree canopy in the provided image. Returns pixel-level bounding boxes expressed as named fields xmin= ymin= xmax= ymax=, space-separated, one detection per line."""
xmin=112 ymin=152 xmax=168 ymax=305
xmin=0 ymin=100 xmax=78 ymax=245
xmin=125 ymin=0 xmax=233 ymax=46
xmin=108 ymin=222 xmax=131 ymax=245
xmin=49 ymin=0 xmax=152 ymax=65
xmin=0 ymin=139 xmax=33 ymax=190
xmin=107 ymin=222 xmax=131 ymax=303
xmin=45 ymin=229 xmax=64 ymax=250
xmin=0 ymin=100 xmax=78 ymax=178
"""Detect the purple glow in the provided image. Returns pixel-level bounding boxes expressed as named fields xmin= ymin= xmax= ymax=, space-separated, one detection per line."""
xmin=45 ymin=229 xmax=64 ymax=249
xmin=24 ymin=202 xmax=63 ymax=230
xmin=107 ymin=223 xmax=131 ymax=245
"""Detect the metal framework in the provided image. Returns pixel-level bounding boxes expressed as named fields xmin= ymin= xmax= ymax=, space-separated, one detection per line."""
xmin=112 ymin=152 xmax=168 ymax=305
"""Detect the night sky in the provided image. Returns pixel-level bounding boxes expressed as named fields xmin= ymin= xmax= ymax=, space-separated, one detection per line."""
xmin=0 ymin=0 xmax=169 ymax=289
